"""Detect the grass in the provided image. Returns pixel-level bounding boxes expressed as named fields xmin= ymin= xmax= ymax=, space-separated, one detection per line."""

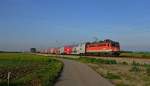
xmin=63 ymin=56 xmax=118 ymax=65
xmin=105 ymin=72 xmax=121 ymax=80
xmin=145 ymin=66 xmax=150 ymax=76
xmin=63 ymin=56 xmax=150 ymax=86
xmin=78 ymin=57 xmax=118 ymax=64
xmin=89 ymin=63 xmax=150 ymax=86
xmin=120 ymin=52 xmax=150 ymax=58
xmin=0 ymin=53 xmax=63 ymax=86
xmin=91 ymin=62 xmax=150 ymax=86
xmin=129 ymin=65 xmax=142 ymax=72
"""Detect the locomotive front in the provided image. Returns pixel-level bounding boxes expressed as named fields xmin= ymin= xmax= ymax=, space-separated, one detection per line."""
xmin=85 ymin=39 xmax=120 ymax=56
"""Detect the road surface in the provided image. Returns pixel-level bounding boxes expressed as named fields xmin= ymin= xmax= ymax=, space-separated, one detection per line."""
xmin=55 ymin=59 xmax=114 ymax=86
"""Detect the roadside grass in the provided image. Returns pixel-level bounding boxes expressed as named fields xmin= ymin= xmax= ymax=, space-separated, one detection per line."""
xmin=0 ymin=53 xmax=63 ymax=86
xmin=90 ymin=63 xmax=150 ymax=86
xmin=63 ymin=56 xmax=117 ymax=65
xmin=105 ymin=72 xmax=121 ymax=80
xmin=78 ymin=57 xmax=118 ymax=64
xmin=63 ymin=56 xmax=150 ymax=86
xmin=146 ymin=66 xmax=150 ymax=76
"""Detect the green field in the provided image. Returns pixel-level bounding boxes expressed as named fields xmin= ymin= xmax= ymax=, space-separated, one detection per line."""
xmin=0 ymin=53 xmax=63 ymax=86
xmin=120 ymin=52 xmax=150 ymax=58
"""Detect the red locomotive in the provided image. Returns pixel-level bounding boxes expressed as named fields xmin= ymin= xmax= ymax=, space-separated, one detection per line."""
xmin=86 ymin=39 xmax=120 ymax=56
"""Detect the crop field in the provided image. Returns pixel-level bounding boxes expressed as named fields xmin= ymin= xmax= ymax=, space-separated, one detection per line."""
xmin=120 ymin=52 xmax=150 ymax=58
xmin=0 ymin=53 xmax=63 ymax=86
xmin=63 ymin=57 xmax=150 ymax=86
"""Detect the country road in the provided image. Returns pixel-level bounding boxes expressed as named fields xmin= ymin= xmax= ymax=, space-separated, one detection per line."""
xmin=55 ymin=59 xmax=114 ymax=86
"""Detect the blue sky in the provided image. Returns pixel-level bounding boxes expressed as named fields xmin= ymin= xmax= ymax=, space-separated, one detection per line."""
xmin=0 ymin=0 xmax=150 ymax=51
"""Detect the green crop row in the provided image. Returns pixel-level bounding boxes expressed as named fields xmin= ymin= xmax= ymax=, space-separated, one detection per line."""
xmin=74 ymin=57 xmax=117 ymax=64
xmin=63 ymin=56 xmax=118 ymax=64
xmin=0 ymin=53 xmax=63 ymax=86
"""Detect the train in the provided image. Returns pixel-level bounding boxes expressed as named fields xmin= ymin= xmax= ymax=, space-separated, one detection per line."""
xmin=39 ymin=39 xmax=120 ymax=56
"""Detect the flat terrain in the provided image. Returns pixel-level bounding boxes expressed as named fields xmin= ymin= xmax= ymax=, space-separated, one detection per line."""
xmin=38 ymin=53 xmax=150 ymax=86
xmin=0 ymin=53 xmax=63 ymax=86
xmin=55 ymin=58 xmax=114 ymax=86
xmin=62 ymin=57 xmax=150 ymax=86
xmin=89 ymin=63 xmax=150 ymax=86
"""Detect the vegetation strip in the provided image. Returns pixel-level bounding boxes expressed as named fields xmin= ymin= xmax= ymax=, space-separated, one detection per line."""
xmin=120 ymin=51 xmax=150 ymax=59
xmin=0 ymin=53 xmax=63 ymax=86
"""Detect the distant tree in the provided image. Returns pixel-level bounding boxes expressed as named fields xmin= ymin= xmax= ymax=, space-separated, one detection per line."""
xmin=30 ymin=48 xmax=36 ymax=53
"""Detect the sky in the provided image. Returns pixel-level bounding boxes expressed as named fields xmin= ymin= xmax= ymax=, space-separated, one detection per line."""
xmin=0 ymin=0 xmax=150 ymax=51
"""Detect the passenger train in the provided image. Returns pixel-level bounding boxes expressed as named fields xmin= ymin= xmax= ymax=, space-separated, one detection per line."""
xmin=39 ymin=39 xmax=120 ymax=56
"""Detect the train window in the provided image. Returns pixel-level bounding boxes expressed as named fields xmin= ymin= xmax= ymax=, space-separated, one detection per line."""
xmin=111 ymin=43 xmax=119 ymax=47
xmin=115 ymin=44 xmax=120 ymax=47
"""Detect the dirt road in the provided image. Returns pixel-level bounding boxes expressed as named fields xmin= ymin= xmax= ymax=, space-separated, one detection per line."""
xmin=55 ymin=59 xmax=114 ymax=86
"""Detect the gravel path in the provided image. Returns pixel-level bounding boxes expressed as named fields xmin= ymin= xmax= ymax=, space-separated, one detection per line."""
xmin=55 ymin=59 xmax=114 ymax=86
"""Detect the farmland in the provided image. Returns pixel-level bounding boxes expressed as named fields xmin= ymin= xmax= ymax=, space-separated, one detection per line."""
xmin=120 ymin=52 xmax=150 ymax=59
xmin=0 ymin=53 xmax=63 ymax=86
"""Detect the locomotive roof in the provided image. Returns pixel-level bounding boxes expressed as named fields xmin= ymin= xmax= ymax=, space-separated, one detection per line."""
xmin=87 ymin=39 xmax=119 ymax=44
